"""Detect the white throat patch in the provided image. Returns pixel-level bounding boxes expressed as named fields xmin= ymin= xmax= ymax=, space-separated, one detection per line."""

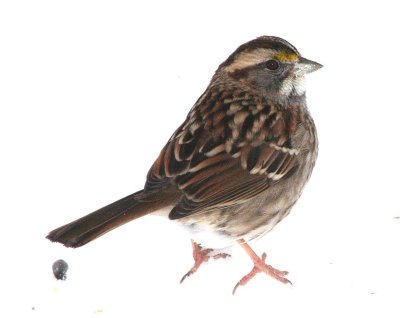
xmin=279 ymin=75 xmax=306 ymax=96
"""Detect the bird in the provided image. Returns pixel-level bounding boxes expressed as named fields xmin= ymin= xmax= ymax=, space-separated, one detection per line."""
xmin=47 ymin=36 xmax=322 ymax=294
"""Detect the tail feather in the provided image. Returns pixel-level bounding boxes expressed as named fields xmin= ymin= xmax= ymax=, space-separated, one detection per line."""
xmin=47 ymin=189 xmax=170 ymax=248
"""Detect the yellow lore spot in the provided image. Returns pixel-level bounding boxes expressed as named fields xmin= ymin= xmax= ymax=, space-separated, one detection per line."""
xmin=274 ymin=51 xmax=298 ymax=62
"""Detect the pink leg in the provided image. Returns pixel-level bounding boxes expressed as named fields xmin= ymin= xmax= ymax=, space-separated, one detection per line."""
xmin=233 ymin=239 xmax=291 ymax=295
xmin=180 ymin=240 xmax=230 ymax=283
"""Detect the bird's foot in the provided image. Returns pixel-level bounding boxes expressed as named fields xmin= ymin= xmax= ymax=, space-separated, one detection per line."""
xmin=233 ymin=239 xmax=291 ymax=294
xmin=180 ymin=240 xmax=230 ymax=283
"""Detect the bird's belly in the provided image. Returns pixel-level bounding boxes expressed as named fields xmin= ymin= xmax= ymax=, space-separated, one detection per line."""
xmin=174 ymin=164 xmax=312 ymax=249
xmin=175 ymin=201 xmax=291 ymax=249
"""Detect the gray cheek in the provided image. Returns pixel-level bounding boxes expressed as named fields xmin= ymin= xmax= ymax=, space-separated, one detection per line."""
xmin=250 ymin=69 xmax=281 ymax=92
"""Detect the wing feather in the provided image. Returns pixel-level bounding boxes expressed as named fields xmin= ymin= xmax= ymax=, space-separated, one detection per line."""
xmin=145 ymin=87 xmax=304 ymax=219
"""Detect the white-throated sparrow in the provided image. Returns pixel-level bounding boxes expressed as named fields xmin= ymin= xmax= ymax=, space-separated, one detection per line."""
xmin=47 ymin=36 xmax=322 ymax=294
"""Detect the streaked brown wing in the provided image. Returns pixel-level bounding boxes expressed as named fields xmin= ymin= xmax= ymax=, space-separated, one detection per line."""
xmin=145 ymin=87 xmax=301 ymax=219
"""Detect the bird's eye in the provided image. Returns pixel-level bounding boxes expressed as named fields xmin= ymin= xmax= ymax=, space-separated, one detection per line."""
xmin=265 ymin=59 xmax=280 ymax=71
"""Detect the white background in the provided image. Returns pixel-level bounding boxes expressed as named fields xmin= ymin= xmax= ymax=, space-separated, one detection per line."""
xmin=1 ymin=0 xmax=399 ymax=317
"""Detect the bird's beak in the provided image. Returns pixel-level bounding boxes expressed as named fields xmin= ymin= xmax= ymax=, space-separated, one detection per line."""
xmin=294 ymin=57 xmax=323 ymax=76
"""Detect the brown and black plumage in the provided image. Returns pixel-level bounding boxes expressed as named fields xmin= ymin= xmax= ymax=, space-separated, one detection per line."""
xmin=47 ymin=36 xmax=322 ymax=293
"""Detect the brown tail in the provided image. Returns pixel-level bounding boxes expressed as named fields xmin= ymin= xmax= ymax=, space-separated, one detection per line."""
xmin=46 ymin=190 xmax=171 ymax=248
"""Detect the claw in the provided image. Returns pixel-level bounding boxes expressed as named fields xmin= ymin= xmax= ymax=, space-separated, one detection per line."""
xmin=180 ymin=240 xmax=230 ymax=284
xmin=233 ymin=239 xmax=291 ymax=295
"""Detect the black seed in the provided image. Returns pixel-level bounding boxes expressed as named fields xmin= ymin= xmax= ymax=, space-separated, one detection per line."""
xmin=52 ymin=259 xmax=68 ymax=281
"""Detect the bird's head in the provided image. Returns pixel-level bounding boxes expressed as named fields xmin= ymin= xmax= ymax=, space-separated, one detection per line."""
xmin=217 ymin=36 xmax=322 ymax=101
